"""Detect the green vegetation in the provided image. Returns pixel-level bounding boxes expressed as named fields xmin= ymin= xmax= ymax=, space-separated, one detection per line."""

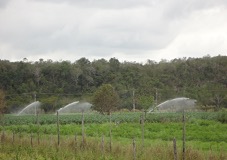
xmin=1 ymin=112 xmax=227 ymax=159
xmin=1 ymin=134 xmax=225 ymax=160
xmin=1 ymin=56 xmax=227 ymax=159
xmin=2 ymin=120 xmax=227 ymax=144
xmin=0 ymin=89 xmax=6 ymax=114
xmin=2 ymin=112 xmax=227 ymax=126
xmin=1 ymin=112 xmax=227 ymax=145
xmin=92 ymin=84 xmax=119 ymax=114
xmin=0 ymin=56 xmax=227 ymax=113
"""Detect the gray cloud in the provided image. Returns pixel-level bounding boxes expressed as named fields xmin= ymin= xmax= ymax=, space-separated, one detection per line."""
xmin=163 ymin=0 xmax=227 ymax=19
xmin=0 ymin=0 xmax=10 ymax=8
xmin=0 ymin=0 xmax=227 ymax=62
xmin=33 ymin=0 xmax=155 ymax=9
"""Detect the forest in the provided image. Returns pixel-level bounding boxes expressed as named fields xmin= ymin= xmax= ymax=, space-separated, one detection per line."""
xmin=0 ymin=55 xmax=227 ymax=113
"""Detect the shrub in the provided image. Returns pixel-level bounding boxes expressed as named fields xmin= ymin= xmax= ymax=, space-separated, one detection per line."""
xmin=217 ymin=111 xmax=227 ymax=123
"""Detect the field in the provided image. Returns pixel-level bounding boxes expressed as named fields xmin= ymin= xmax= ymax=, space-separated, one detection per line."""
xmin=1 ymin=111 xmax=227 ymax=159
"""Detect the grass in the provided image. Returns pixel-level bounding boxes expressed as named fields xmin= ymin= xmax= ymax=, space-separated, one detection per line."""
xmin=1 ymin=111 xmax=227 ymax=159
xmin=2 ymin=120 xmax=227 ymax=144
xmin=1 ymin=132 xmax=226 ymax=160
xmin=1 ymin=120 xmax=227 ymax=154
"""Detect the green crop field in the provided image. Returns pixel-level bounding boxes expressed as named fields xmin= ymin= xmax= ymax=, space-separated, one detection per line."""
xmin=2 ymin=111 xmax=227 ymax=125
xmin=1 ymin=111 xmax=227 ymax=159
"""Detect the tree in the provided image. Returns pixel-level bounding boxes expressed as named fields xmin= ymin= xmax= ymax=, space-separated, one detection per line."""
xmin=109 ymin=57 xmax=120 ymax=72
xmin=138 ymin=95 xmax=154 ymax=111
xmin=209 ymin=83 xmax=226 ymax=111
xmin=41 ymin=96 xmax=59 ymax=113
xmin=76 ymin=57 xmax=95 ymax=92
xmin=92 ymin=84 xmax=119 ymax=114
xmin=138 ymin=95 xmax=154 ymax=118
xmin=92 ymin=59 xmax=110 ymax=86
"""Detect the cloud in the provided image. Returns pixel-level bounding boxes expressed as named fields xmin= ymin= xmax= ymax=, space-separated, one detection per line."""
xmin=0 ymin=0 xmax=227 ymax=62
xmin=33 ymin=0 xmax=155 ymax=9
xmin=149 ymin=6 xmax=227 ymax=61
xmin=0 ymin=0 xmax=10 ymax=8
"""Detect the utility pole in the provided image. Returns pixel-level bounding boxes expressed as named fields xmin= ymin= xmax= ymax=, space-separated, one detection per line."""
xmin=133 ymin=90 xmax=135 ymax=112
xmin=155 ymin=88 xmax=158 ymax=107
xmin=34 ymin=93 xmax=36 ymax=102
xmin=34 ymin=92 xmax=37 ymax=115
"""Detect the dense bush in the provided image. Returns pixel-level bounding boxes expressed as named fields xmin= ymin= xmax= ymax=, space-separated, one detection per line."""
xmin=217 ymin=111 xmax=227 ymax=123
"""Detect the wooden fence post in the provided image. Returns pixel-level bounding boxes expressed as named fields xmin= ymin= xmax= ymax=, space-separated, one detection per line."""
xmin=109 ymin=112 xmax=112 ymax=152
xmin=141 ymin=112 xmax=145 ymax=148
xmin=1 ymin=129 xmax=5 ymax=143
xmin=1 ymin=115 xmax=5 ymax=143
xmin=36 ymin=109 xmax=39 ymax=125
xmin=109 ymin=129 xmax=112 ymax=152
xmin=133 ymin=138 xmax=136 ymax=160
xmin=12 ymin=131 xmax=15 ymax=144
xmin=50 ymin=133 xmax=53 ymax=146
xmin=37 ymin=130 xmax=40 ymax=145
xmin=19 ymin=131 xmax=22 ymax=145
xmin=30 ymin=132 xmax=33 ymax=147
xmin=57 ymin=111 xmax=60 ymax=147
xmin=81 ymin=110 xmax=85 ymax=146
xmin=101 ymin=134 xmax=105 ymax=156
xmin=182 ymin=110 xmax=186 ymax=160
xmin=0 ymin=114 xmax=5 ymax=143
xmin=173 ymin=137 xmax=177 ymax=160
xmin=74 ymin=132 xmax=77 ymax=150
xmin=37 ymin=110 xmax=40 ymax=145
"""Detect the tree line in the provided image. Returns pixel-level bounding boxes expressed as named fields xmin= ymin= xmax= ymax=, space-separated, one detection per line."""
xmin=0 ymin=55 xmax=227 ymax=113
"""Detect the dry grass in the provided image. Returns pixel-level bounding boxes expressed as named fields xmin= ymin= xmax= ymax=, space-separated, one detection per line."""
xmin=0 ymin=132 xmax=226 ymax=160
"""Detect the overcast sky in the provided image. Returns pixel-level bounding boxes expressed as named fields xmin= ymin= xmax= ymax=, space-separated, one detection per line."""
xmin=0 ymin=0 xmax=227 ymax=63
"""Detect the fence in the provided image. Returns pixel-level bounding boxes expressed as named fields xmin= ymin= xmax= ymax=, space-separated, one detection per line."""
xmin=0 ymin=111 xmax=227 ymax=159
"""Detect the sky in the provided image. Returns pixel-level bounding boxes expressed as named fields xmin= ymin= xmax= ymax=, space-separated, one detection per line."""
xmin=0 ymin=0 xmax=227 ymax=63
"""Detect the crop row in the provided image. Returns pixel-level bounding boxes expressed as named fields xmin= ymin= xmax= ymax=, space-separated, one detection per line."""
xmin=1 ymin=111 xmax=226 ymax=126
xmin=1 ymin=121 xmax=227 ymax=144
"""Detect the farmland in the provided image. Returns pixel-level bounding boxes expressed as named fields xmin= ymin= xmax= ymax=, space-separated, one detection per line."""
xmin=0 ymin=111 xmax=227 ymax=159
xmin=2 ymin=111 xmax=227 ymax=125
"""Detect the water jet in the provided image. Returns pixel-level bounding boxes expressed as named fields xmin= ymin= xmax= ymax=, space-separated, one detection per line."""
xmin=148 ymin=97 xmax=196 ymax=113
xmin=57 ymin=101 xmax=92 ymax=114
xmin=17 ymin=101 xmax=41 ymax=115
